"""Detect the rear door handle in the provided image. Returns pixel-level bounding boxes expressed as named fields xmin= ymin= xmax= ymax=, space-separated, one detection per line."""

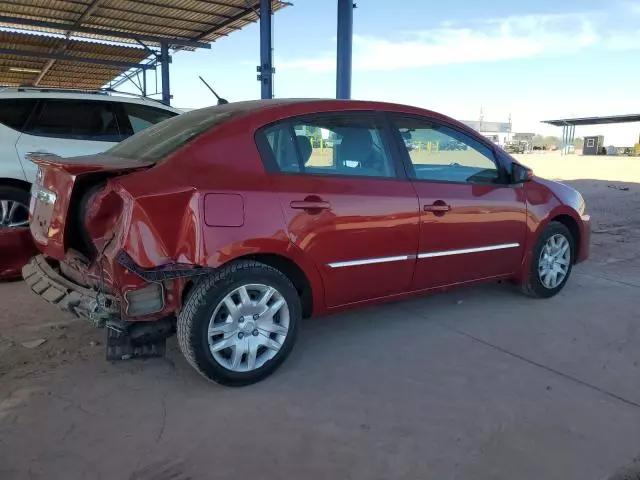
xmin=423 ymin=203 xmax=451 ymax=212
xmin=290 ymin=200 xmax=331 ymax=211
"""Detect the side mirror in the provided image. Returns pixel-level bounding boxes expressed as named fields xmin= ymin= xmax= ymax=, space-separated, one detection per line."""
xmin=512 ymin=163 xmax=533 ymax=183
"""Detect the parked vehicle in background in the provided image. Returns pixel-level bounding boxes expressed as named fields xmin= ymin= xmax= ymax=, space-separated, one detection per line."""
xmin=23 ymin=99 xmax=591 ymax=386
xmin=0 ymin=87 xmax=180 ymax=228
xmin=504 ymin=140 xmax=528 ymax=154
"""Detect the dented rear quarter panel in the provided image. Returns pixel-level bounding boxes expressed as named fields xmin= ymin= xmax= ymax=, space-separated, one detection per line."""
xmin=110 ymin=112 xmax=327 ymax=315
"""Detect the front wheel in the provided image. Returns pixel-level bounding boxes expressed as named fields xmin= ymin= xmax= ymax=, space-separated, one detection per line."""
xmin=177 ymin=260 xmax=301 ymax=386
xmin=522 ymin=221 xmax=574 ymax=298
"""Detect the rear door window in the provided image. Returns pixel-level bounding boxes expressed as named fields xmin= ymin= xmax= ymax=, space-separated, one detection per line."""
xmin=120 ymin=103 xmax=177 ymax=135
xmin=258 ymin=114 xmax=398 ymax=178
xmin=0 ymin=99 xmax=37 ymax=132
xmin=24 ymin=100 xmax=122 ymax=142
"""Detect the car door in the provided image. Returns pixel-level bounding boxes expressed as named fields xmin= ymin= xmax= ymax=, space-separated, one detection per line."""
xmin=256 ymin=112 xmax=420 ymax=308
xmin=15 ymin=99 xmax=124 ymax=183
xmin=388 ymin=114 xmax=527 ymax=290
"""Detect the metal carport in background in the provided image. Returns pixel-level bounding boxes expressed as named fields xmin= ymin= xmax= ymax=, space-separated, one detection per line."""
xmin=543 ymin=114 xmax=640 ymax=155
xmin=0 ymin=30 xmax=151 ymax=89
xmin=0 ymin=0 xmax=290 ymax=104
xmin=0 ymin=0 xmax=358 ymax=104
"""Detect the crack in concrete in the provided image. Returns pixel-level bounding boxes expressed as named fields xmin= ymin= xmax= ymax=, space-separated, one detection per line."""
xmin=155 ymin=394 xmax=167 ymax=445
xmin=575 ymin=271 xmax=640 ymax=289
xmin=433 ymin=319 xmax=640 ymax=410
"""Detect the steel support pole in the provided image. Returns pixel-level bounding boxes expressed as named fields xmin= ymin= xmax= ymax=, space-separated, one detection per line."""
xmin=568 ymin=125 xmax=573 ymax=154
xmin=258 ymin=0 xmax=273 ymax=99
xmin=336 ymin=0 xmax=354 ymax=99
xmin=561 ymin=125 xmax=566 ymax=156
xmin=142 ymin=68 xmax=147 ymax=97
xmin=160 ymin=42 xmax=171 ymax=106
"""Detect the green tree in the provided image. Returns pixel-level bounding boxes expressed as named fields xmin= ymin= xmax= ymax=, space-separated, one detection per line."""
xmin=543 ymin=136 xmax=561 ymax=148
xmin=532 ymin=134 xmax=546 ymax=147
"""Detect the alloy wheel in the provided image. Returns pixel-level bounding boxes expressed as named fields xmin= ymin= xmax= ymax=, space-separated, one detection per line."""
xmin=0 ymin=199 xmax=29 ymax=228
xmin=207 ymin=284 xmax=290 ymax=372
xmin=538 ymin=233 xmax=571 ymax=289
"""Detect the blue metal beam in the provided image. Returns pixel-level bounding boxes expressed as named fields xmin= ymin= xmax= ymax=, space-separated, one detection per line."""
xmin=190 ymin=2 xmax=260 ymax=43
xmin=160 ymin=42 xmax=171 ymax=105
xmin=336 ymin=0 xmax=354 ymax=99
xmin=258 ymin=0 xmax=273 ymax=99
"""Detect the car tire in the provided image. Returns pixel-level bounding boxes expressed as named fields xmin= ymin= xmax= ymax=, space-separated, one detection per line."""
xmin=0 ymin=185 xmax=30 ymax=229
xmin=177 ymin=260 xmax=301 ymax=386
xmin=522 ymin=221 xmax=574 ymax=298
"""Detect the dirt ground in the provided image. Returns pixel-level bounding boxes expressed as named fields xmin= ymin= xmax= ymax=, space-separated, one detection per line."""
xmin=2 ymin=152 xmax=640 ymax=480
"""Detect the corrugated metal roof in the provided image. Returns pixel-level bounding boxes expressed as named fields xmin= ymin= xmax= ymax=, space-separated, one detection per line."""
xmin=0 ymin=1 xmax=288 ymax=89
xmin=0 ymin=30 xmax=149 ymax=89
xmin=0 ymin=0 xmax=288 ymax=47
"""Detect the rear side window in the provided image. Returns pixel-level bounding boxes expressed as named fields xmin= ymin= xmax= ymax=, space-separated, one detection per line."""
xmin=0 ymin=99 xmax=37 ymax=132
xmin=258 ymin=114 xmax=397 ymax=178
xmin=24 ymin=100 xmax=122 ymax=142
xmin=121 ymin=103 xmax=177 ymax=135
xmin=107 ymin=105 xmax=241 ymax=163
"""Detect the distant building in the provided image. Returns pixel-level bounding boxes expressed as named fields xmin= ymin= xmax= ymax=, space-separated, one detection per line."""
xmin=460 ymin=119 xmax=511 ymax=146
xmin=513 ymin=132 xmax=535 ymax=142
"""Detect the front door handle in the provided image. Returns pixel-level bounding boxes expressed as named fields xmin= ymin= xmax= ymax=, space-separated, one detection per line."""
xmin=290 ymin=200 xmax=331 ymax=211
xmin=423 ymin=203 xmax=451 ymax=212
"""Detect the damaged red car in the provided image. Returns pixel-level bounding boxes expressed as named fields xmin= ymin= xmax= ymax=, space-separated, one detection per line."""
xmin=23 ymin=99 xmax=590 ymax=386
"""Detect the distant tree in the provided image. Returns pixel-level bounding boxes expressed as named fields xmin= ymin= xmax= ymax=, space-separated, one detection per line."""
xmin=532 ymin=134 xmax=546 ymax=147
xmin=543 ymin=136 xmax=561 ymax=148
xmin=304 ymin=126 xmax=322 ymax=147
xmin=573 ymin=137 xmax=583 ymax=148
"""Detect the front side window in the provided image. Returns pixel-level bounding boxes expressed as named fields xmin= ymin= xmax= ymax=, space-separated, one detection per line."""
xmin=0 ymin=99 xmax=37 ymax=132
xmin=122 ymin=103 xmax=177 ymax=135
xmin=394 ymin=117 xmax=500 ymax=184
xmin=259 ymin=114 xmax=396 ymax=178
xmin=25 ymin=100 xmax=122 ymax=141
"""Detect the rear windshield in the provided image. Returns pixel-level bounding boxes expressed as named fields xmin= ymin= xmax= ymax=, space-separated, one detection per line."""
xmin=106 ymin=104 xmax=243 ymax=162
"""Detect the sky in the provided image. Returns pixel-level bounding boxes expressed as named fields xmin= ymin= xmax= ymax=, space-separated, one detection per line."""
xmin=133 ymin=0 xmax=640 ymax=145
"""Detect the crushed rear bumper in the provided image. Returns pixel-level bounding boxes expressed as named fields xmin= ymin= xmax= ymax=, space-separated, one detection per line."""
xmin=22 ymin=255 xmax=120 ymax=327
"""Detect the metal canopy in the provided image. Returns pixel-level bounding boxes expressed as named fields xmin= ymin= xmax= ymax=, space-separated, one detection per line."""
xmin=542 ymin=114 xmax=640 ymax=126
xmin=0 ymin=30 xmax=149 ymax=89
xmin=542 ymin=114 xmax=640 ymax=155
xmin=0 ymin=1 xmax=288 ymax=48
xmin=0 ymin=0 xmax=289 ymax=104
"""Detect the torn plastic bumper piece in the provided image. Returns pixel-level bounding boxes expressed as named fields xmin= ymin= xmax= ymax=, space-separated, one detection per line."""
xmin=116 ymin=251 xmax=214 ymax=282
xmin=106 ymin=319 xmax=168 ymax=361
xmin=22 ymin=255 xmax=120 ymax=327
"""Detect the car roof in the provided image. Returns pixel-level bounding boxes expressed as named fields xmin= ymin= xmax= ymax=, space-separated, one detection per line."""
xmin=204 ymin=98 xmax=469 ymax=132
xmin=0 ymin=87 xmax=181 ymax=113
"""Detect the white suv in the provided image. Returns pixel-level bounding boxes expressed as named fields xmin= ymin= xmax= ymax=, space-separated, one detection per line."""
xmin=0 ymin=88 xmax=181 ymax=228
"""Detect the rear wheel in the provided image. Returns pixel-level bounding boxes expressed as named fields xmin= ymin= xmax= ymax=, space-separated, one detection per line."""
xmin=522 ymin=221 xmax=574 ymax=298
xmin=177 ymin=260 xmax=301 ymax=386
xmin=0 ymin=185 xmax=30 ymax=229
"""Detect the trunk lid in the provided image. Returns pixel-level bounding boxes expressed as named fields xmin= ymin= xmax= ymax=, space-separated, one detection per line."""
xmin=28 ymin=153 xmax=151 ymax=260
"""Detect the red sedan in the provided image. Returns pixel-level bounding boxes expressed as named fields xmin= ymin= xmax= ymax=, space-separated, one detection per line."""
xmin=23 ymin=99 xmax=590 ymax=386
